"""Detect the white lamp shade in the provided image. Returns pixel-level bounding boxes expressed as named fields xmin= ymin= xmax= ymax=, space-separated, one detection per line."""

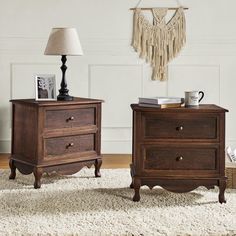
xmin=44 ymin=27 xmax=83 ymax=56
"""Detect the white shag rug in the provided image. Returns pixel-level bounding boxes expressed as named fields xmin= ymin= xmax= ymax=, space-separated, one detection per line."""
xmin=0 ymin=169 xmax=236 ymax=236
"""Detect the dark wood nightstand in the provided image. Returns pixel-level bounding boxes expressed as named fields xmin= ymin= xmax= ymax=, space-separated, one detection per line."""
xmin=130 ymin=104 xmax=228 ymax=203
xmin=9 ymin=97 xmax=103 ymax=188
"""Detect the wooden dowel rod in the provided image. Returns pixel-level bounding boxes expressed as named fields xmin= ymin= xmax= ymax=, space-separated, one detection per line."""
xmin=130 ymin=7 xmax=188 ymax=10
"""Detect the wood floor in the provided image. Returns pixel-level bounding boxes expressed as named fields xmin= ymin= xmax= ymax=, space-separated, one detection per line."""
xmin=0 ymin=154 xmax=131 ymax=169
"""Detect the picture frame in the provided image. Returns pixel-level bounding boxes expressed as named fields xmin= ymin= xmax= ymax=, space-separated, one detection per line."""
xmin=35 ymin=74 xmax=56 ymax=101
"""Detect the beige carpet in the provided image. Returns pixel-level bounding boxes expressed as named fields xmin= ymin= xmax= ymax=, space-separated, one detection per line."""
xmin=0 ymin=168 xmax=236 ymax=236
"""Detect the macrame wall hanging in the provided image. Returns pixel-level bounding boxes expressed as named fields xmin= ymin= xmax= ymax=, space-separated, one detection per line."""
xmin=131 ymin=0 xmax=187 ymax=81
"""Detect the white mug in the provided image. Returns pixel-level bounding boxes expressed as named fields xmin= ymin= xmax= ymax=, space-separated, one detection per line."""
xmin=185 ymin=91 xmax=204 ymax=107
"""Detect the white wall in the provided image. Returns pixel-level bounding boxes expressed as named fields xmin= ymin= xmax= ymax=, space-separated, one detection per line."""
xmin=0 ymin=0 xmax=235 ymax=153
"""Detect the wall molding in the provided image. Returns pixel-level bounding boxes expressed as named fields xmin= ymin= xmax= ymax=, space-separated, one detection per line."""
xmin=1 ymin=37 xmax=236 ymax=56
xmin=2 ymin=36 xmax=236 ymax=43
xmin=88 ymin=64 xmax=143 ymax=129
xmin=168 ymin=64 xmax=221 ymax=104
xmin=88 ymin=64 xmax=143 ymax=99
xmin=102 ymin=140 xmax=131 ymax=154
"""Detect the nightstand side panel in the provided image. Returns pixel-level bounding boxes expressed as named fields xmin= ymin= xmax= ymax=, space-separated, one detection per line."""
xmin=12 ymin=102 xmax=38 ymax=164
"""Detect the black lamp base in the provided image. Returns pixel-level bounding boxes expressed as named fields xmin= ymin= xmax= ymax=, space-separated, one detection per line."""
xmin=57 ymin=94 xmax=73 ymax=101
xmin=57 ymin=55 xmax=73 ymax=101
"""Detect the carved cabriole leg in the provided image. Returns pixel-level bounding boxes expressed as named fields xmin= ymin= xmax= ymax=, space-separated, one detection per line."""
xmin=130 ymin=180 xmax=134 ymax=189
xmin=33 ymin=168 xmax=43 ymax=189
xmin=9 ymin=159 xmax=16 ymax=180
xmin=94 ymin=159 xmax=102 ymax=177
xmin=130 ymin=167 xmax=134 ymax=188
xmin=219 ymin=179 xmax=226 ymax=204
xmin=133 ymin=178 xmax=141 ymax=202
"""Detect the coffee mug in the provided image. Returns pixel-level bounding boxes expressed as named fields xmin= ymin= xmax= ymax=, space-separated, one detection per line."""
xmin=185 ymin=91 xmax=204 ymax=107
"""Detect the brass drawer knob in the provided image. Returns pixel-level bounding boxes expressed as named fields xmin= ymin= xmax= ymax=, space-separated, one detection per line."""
xmin=67 ymin=142 xmax=74 ymax=148
xmin=176 ymin=156 xmax=183 ymax=161
xmin=67 ymin=116 xmax=74 ymax=122
xmin=176 ymin=126 xmax=184 ymax=131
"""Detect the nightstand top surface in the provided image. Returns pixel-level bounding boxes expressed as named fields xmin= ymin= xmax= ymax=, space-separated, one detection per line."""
xmin=10 ymin=97 xmax=103 ymax=106
xmin=131 ymin=104 xmax=228 ymax=113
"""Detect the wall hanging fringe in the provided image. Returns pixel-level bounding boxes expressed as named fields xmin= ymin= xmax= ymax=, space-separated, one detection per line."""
xmin=131 ymin=3 xmax=187 ymax=81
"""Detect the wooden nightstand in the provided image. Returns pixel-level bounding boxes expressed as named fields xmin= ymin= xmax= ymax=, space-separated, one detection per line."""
xmin=9 ymin=97 xmax=103 ymax=188
xmin=130 ymin=104 xmax=228 ymax=203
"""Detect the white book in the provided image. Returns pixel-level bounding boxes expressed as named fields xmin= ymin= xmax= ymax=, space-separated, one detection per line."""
xmin=139 ymin=97 xmax=184 ymax=105
xmin=226 ymin=146 xmax=236 ymax=162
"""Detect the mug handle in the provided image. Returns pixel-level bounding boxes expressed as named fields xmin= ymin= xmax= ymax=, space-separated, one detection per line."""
xmin=198 ymin=91 xmax=204 ymax=102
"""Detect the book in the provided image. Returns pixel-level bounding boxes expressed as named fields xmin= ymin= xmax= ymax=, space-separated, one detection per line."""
xmin=226 ymin=146 xmax=236 ymax=162
xmin=139 ymin=103 xmax=183 ymax=108
xmin=139 ymin=97 xmax=184 ymax=105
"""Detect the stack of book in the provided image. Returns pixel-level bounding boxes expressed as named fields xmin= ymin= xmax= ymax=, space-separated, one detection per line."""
xmin=138 ymin=97 xmax=184 ymax=108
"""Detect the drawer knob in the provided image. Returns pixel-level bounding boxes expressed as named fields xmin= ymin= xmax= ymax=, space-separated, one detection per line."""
xmin=67 ymin=142 xmax=74 ymax=148
xmin=67 ymin=116 xmax=74 ymax=121
xmin=176 ymin=156 xmax=183 ymax=161
xmin=176 ymin=126 xmax=184 ymax=131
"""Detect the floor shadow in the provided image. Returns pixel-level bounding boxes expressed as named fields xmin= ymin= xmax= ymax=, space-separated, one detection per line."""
xmin=0 ymin=170 xmax=96 ymax=190
xmin=191 ymin=200 xmax=218 ymax=205
xmin=95 ymin=187 xmax=204 ymax=206
xmin=0 ymin=169 xmax=225 ymax=217
xmin=0 ymin=185 xmax=208 ymax=217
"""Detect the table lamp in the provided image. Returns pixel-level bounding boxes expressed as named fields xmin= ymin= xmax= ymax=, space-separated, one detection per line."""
xmin=44 ymin=27 xmax=83 ymax=101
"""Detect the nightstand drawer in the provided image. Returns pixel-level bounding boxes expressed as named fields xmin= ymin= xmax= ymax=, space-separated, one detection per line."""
xmin=45 ymin=107 xmax=95 ymax=129
xmin=143 ymin=146 xmax=218 ymax=171
xmin=143 ymin=114 xmax=217 ymax=140
xmin=45 ymin=134 xmax=95 ymax=157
